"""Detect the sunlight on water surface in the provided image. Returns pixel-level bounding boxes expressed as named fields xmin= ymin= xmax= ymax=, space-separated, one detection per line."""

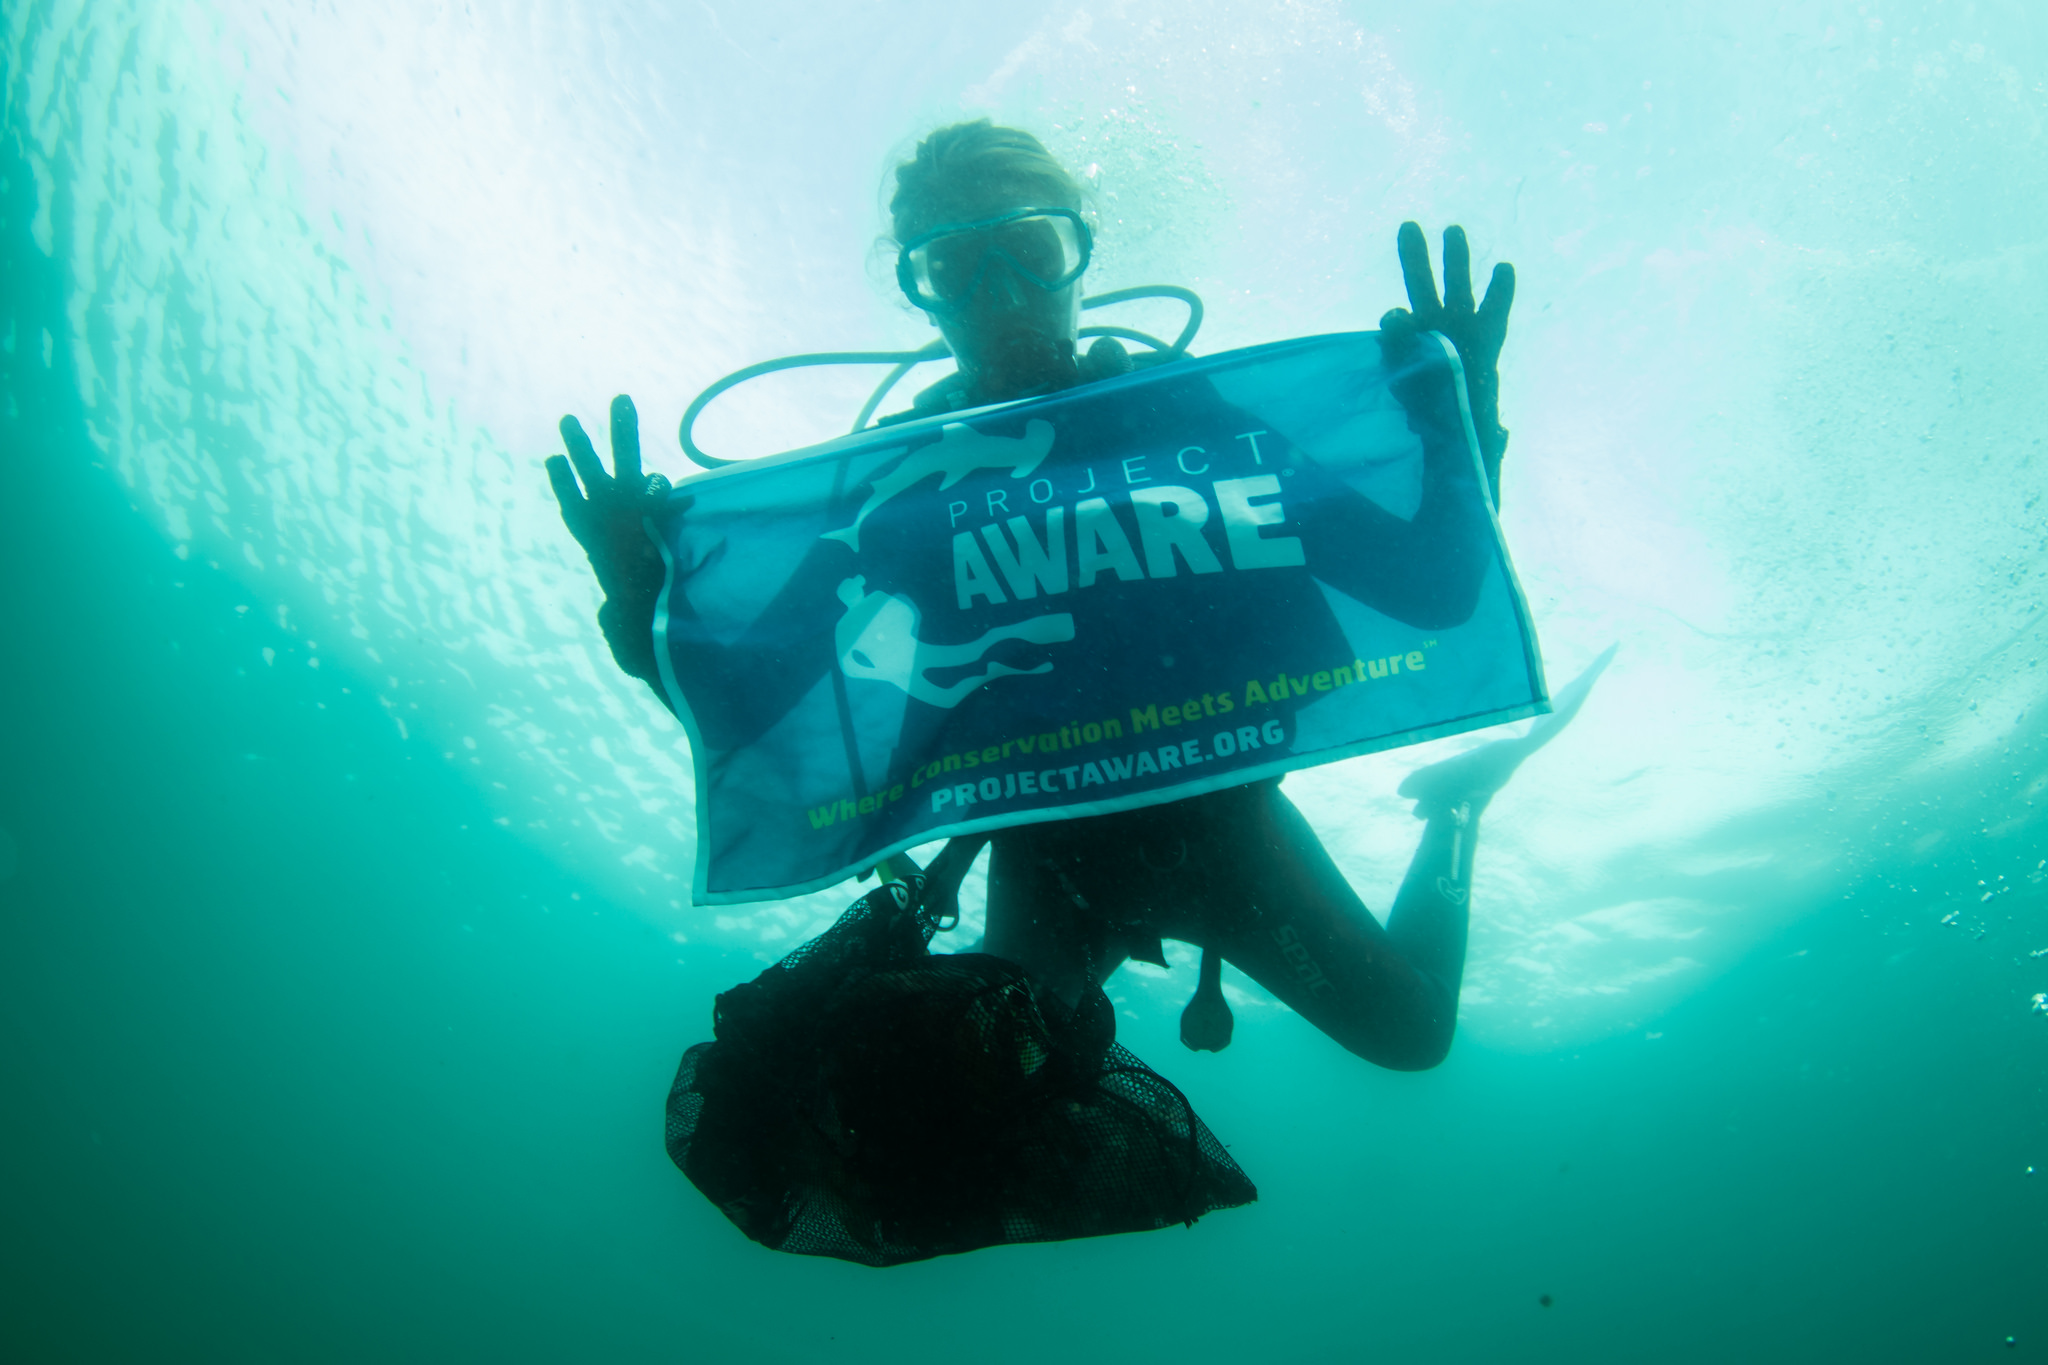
xmin=9 ymin=0 xmax=2045 ymax=1048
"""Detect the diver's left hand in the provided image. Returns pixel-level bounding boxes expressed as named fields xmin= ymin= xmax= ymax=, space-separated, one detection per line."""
xmin=1380 ymin=223 xmax=1515 ymax=472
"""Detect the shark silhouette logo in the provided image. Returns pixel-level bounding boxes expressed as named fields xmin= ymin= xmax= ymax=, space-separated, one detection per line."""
xmin=834 ymin=576 xmax=1074 ymax=709
xmin=821 ymin=418 xmax=1056 ymax=553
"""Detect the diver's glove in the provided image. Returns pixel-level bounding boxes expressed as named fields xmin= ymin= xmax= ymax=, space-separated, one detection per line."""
xmin=1378 ymin=222 xmax=1516 ymax=505
xmin=545 ymin=394 xmax=683 ymax=688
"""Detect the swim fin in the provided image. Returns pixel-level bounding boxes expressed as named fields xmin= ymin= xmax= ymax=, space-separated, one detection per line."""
xmin=1397 ymin=643 xmax=1617 ymax=818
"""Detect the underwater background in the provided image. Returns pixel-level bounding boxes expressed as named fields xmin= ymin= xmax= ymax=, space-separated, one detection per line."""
xmin=4 ymin=1 xmax=2045 ymax=1359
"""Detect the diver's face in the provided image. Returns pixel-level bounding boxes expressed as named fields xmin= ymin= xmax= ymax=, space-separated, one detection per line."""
xmin=911 ymin=185 xmax=1081 ymax=402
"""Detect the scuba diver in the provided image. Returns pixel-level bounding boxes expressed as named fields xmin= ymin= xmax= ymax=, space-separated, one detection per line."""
xmin=546 ymin=121 xmax=1605 ymax=1263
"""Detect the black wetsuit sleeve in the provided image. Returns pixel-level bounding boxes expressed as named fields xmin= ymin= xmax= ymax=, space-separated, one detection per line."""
xmin=597 ymin=592 xmax=680 ymax=717
xmin=1289 ymin=375 xmax=1493 ymax=631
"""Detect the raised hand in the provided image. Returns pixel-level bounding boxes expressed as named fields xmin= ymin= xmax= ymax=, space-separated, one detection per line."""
xmin=1379 ymin=222 xmax=1515 ymax=501
xmin=545 ymin=394 xmax=682 ymax=685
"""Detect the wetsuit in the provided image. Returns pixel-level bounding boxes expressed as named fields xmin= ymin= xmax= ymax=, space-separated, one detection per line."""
xmin=981 ymin=774 xmax=1471 ymax=1070
xmin=622 ymin=354 xmax=1489 ymax=1065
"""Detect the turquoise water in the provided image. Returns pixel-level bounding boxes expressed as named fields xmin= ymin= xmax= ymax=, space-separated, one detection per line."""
xmin=4 ymin=1 xmax=2045 ymax=1359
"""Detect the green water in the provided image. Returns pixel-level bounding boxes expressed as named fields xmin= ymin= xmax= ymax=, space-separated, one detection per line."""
xmin=5 ymin=2 xmax=2046 ymax=1360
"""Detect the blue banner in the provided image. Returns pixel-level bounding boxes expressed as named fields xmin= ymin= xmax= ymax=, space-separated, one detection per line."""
xmin=654 ymin=331 xmax=1547 ymax=903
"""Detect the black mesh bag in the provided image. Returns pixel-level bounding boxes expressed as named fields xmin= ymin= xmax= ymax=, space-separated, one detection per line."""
xmin=665 ymin=875 xmax=1256 ymax=1266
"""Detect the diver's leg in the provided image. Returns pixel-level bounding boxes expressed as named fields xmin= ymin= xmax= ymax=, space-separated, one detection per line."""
xmin=1215 ymin=648 xmax=1615 ymax=1067
xmin=1196 ymin=787 xmax=1466 ymax=1070
xmin=961 ymin=781 xmax=1464 ymax=1067
xmin=980 ymin=828 xmax=1130 ymax=1008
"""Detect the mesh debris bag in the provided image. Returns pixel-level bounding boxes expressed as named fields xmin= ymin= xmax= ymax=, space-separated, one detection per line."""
xmin=665 ymin=875 xmax=1256 ymax=1266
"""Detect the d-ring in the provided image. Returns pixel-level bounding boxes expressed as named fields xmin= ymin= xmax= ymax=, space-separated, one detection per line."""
xmin=1138 ymin=837 xmax=1188 ymax=873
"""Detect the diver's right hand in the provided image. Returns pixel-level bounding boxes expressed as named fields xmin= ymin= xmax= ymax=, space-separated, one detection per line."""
xmin=546 ymin=395 xmax=683 ymax=683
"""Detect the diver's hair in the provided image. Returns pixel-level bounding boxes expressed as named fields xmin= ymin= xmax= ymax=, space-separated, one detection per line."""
xmin=888 ymin=120 xmax=1084 ymax=242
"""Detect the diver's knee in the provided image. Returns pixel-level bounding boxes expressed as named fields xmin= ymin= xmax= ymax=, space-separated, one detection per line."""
xmin=1378 ymin=1034 xmax=1453 ymax=1072
xmin=1334 ymin=1017 xmax=1454 ymax=1072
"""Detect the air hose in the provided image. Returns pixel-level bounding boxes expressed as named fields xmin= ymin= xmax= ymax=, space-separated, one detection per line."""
xmin=678 ymin=284 xmax=1203 ymax=469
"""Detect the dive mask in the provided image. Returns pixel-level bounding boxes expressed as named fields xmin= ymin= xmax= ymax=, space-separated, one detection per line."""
xmin=896 ymin=207 xmax=1092 ymax=313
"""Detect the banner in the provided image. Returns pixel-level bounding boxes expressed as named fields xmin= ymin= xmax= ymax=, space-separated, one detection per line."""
xmin=653 ymin=331 xmax=1546 ymax=903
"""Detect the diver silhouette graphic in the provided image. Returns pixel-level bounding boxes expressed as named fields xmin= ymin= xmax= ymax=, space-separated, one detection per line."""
xmin=834 ymin=576 xmax=1075 ymax=708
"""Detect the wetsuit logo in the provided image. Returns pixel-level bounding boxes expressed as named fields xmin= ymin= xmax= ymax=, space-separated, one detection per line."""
xmin=1272 ymin=924 xmax=1337 ymax=999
